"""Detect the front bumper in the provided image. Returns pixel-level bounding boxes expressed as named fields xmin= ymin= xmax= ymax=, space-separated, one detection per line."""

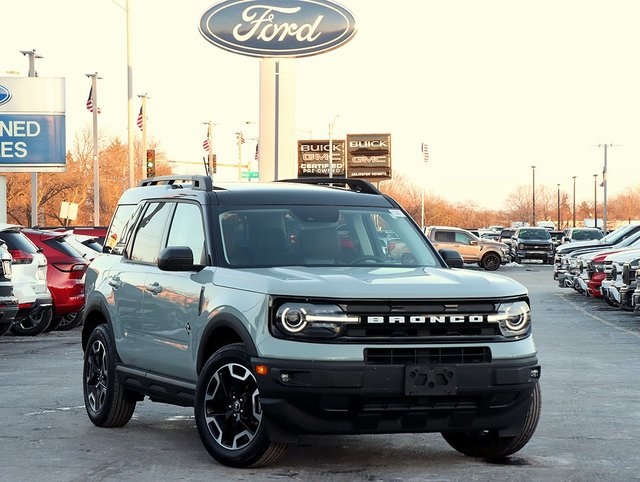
xmin=252 ymin=355 xmax=540 ymax=442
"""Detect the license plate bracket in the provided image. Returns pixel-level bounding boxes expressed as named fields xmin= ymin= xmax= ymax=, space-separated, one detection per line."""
xmin=404 ymin=364 xmax=457 ymax=396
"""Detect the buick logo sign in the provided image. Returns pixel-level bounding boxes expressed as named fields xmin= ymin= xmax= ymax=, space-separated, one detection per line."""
xmin=199 ymin=0 xmax=356 ymax=58
xmin=0 ymin=85 xmax=11 ymax=106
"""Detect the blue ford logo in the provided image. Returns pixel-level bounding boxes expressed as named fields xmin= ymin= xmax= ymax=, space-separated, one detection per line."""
xmin=0 ymin=85 xmax=11 ymax=106
xmin=199 ymin=0 xmax=356 ymax=58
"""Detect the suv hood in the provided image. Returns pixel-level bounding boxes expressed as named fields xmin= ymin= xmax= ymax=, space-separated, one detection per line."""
xmin=214 ymin=266 xmax=525 ymax=299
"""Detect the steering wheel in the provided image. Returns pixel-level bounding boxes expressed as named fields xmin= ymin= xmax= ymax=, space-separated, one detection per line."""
xmin=351 ymin=255 xmax=386 ymax=264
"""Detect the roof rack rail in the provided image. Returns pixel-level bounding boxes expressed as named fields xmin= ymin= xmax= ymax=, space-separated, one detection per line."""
xmin=139 ymin=175 xmax=213 ymax=192
xmin=278 ymin=177 xmax=382 ymax=195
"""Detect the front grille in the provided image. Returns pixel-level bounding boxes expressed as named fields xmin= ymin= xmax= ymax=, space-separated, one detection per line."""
xmin=364 ymin=347 xmax=491 ymax=365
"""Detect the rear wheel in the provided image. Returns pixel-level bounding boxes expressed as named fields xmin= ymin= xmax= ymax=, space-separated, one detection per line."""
xmin=194 ymin=344 xmax=287 ymax=468
xmin=83 ymin=324 xmax=136 ymax=427
xmin=441 ymin=382 xmax=541 ymax=459
xmin=10 ymin=306 xmax=52 ymax=336
xmin=56 ymin=310 xmax=84 ymax=331
xmin=0 ymin=323 xmax=12 ymax=336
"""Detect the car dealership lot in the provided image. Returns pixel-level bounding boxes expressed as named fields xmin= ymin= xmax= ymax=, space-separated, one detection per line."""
xmin=1 ymin=264 xmax=639 ymax=481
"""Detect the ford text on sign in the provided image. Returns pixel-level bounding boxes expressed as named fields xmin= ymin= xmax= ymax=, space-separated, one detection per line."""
xmin=199 ymin=0 xmax=356 ymax=58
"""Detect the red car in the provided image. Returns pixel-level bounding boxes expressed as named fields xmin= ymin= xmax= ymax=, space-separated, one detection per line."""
xmin=22 ymin=228 xmax=90 ymax=331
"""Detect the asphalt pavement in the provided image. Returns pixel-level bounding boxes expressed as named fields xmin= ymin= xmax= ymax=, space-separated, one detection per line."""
xmin=1 ymin=264 xmax=639 ymax=481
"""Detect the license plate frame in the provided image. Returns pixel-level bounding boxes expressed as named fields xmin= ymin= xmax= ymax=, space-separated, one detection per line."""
xmin=404 ymin=364 xmax=458 ymax=396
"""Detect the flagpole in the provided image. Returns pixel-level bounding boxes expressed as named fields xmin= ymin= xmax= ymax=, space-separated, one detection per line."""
xmin=138 ymin=93 xmax=149 ymax=171
xmin=86 ymin=72 xmax=100 ymax=225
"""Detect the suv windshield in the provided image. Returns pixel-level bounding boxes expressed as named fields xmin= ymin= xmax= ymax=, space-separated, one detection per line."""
xmin=572 ymin=230 xmax=603 ymax=241
xmin=517 ymin=229 xmax=550 ymax=240
xmin=219 ymin=206 xmax=439 ymax=268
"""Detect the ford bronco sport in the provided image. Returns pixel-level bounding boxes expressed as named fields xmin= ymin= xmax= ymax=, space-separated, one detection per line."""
xmin=81 ymin=176 xmax=541 ymax=468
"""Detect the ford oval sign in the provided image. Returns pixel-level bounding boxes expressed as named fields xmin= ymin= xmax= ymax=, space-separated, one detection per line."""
xmin=199 ymin=0 xmax=356 ymax=58
xmin=0 ymin=85 xmax=11 ymax=106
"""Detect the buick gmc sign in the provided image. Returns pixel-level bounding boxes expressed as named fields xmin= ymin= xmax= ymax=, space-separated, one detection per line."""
xmin=199 ymin=0 xmax=357 ymax=58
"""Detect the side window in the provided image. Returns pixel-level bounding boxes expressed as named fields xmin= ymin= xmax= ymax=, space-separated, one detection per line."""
xmin=434 ymin=231 xmax=455 ymax=243
xmin=455 ymin=232 xmax=472 ymax=244
xmin=130 ymin=202 xmax=173 ymax=264
xmin=167 ymin=203 xmax=206 ymax=264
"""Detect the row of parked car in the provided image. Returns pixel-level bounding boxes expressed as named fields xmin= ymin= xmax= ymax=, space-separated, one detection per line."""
xmin=553 ymin=222 xmax=640 ymax=314
xmin=0 ymin=225 xmax=106 ymax=337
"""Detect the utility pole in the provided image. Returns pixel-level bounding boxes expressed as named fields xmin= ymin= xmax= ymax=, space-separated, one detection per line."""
xmin=328 ymin=115 xmax=339 ymax=178
xmin=235 ymin=131 xmax=245 ymax=180
xmin=593 ymin=174 xmax=598 ymax=229
xmin=557 ymin=183 xmax=561 ymax=230
xmin=85 ymin=72 xmax=101 ymax=225
xmin=531 ymin=165 xmax=536 ymax=226
xmin=21 ymin=49 xmax=43 ymax=227
xmin=573 ymin=176 xmax=578 ymax=228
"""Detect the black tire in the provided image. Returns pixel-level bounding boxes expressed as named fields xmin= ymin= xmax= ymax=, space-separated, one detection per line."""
xmin=514 ymin=256 xmax=522 ymax=264
xmin=44 ymin=315 xmax=64 ymax=332
xmin=481 ymin=253 xmax=501 ymax=271
xmin=10 ymin=306 xmax=53 ymax=336
xmin=56 ymin=310 xmax=84 ymax=331
xmin=441 ymin=381 xmax=541 ymax=459
xmin=0 ymin=323 xmax=12 ymax=336
xmin=83 ymin=324 xmax=136 ymax=427
xmin=194 ymin=344 xmax=287 ymax=468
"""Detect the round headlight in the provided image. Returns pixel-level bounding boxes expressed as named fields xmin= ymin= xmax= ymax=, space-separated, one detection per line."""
xmin=279 ymin=307 xmax=307 ymax=333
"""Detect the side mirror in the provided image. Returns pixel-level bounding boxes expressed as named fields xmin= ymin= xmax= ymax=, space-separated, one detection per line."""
xmin=158 ymin=246 xmax=195 ymax=271
xmin=439 ymin=248 xmax=464 ymax=268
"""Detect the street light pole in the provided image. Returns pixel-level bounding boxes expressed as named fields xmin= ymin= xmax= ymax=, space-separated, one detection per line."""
xmin=531 ymin=165 xmax=536 ymax=226
xmin=21 ymin=49 xmax=43 ymax=227
xmin=572 ymin=176 xmax=577 ymax=227
xmin=557 ymin=183 xmax=561 ymax=230
xmin=593 ymin=174 xmax=598 ymax=229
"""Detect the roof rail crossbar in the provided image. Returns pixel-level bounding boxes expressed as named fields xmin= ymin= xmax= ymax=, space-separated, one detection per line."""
xmin=278 ymin=177 xmax=381 ymax=195
xmin=139 ymin=175 xmax=213 ymax=192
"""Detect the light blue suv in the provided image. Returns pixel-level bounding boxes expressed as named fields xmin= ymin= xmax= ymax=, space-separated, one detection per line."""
xmin=81 ymin=176 xmax=541 ymax=468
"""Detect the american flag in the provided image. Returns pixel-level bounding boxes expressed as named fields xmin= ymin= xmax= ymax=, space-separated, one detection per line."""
xmin=203 ymin=138 xmax=210 ymax=152
xmin=86 ymin=86 xmax=101 ymax=114
xmin=254 ymin=143 xmax=259 ymax=161
xmin=136 ymin=106 xmax=144 ymax=130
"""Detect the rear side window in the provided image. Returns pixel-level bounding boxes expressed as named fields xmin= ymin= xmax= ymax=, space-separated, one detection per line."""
xmin=0 ymin=231 xmax=39 ymax=254
xmin=433 ymin=231 xmax=455 ymax=243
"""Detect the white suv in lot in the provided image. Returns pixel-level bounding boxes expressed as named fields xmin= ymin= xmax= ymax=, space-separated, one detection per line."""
xmin=0 ymin=224 xmax=53 ymax=335
xmin=82 ymin=176 xmax=541 ymax=468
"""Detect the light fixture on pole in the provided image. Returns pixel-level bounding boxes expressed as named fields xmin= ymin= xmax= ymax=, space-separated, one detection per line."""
xmin=593 ymin=174 xmax=598 ymax=229
xmin=572 ymin=176 xmax=577 ymax=227
xmin=531 ymin=165 xmax=536 ymax=226
xmin=328 ymin=115 xmax=339 ymax=178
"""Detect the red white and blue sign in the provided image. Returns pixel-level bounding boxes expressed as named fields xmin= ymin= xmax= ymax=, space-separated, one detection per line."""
xmin=0 ymin=77 xmax=66 ymax=172
xmin=199 ymin=0 xmax=357 ymax=58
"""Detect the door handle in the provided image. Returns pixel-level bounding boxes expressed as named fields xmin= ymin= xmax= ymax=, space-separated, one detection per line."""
xmin=145 ymin=281 xmax=163 ymax=295
xmin=108 ymin=277 xmax=122 ymax=289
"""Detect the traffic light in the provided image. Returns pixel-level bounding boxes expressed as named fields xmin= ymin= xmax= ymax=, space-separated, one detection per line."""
xmin=146 ymin=149 xmax=155 ymax=178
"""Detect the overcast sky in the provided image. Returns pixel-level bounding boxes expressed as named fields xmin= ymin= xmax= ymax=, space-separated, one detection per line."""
xmin=3 ymin=0 xmax=638 ymax=210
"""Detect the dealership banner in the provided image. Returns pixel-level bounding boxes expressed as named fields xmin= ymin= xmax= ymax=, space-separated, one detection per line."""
xmin=297 ymin=139 xmax=345 ymax=177
xmin=0 ymin=77 xmax=66 ymax=172
xmin=346 ymin=133 xmax=391 ymax=180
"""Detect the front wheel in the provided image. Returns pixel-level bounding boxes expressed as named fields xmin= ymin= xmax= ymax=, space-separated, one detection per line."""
xmin=83 ymin=324 xmax=136 ymax=427
xmin=441 ymin=382 xmax=541 ymax=459
xmin=481 ymin=253 xmax=501 ymax=271
xmin=194 ymin=344 xmax=287 ymax=468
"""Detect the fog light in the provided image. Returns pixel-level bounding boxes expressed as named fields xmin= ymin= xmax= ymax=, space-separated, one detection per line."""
xmin=530 ymin=367 xmax=540 ymax=379
xmin=280 ymin=373 xmax=290 ymax=382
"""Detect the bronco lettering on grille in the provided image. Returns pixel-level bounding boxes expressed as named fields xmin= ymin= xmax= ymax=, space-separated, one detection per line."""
xmin=366 ymin=315 xmax=487 ymax=324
